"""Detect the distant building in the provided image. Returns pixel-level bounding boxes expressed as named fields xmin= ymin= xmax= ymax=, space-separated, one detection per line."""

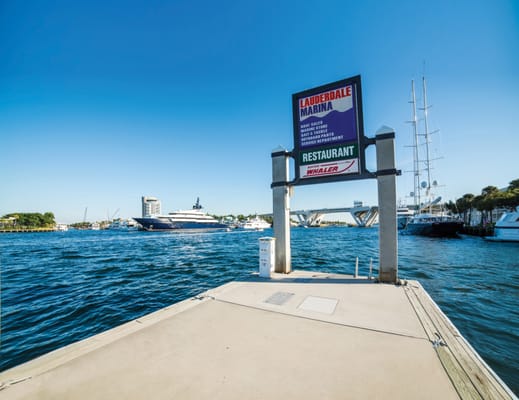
xmin=142 ymin=196 xmax=161 ymax=217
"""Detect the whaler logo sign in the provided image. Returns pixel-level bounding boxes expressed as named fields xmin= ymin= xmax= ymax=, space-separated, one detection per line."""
xmin=301 ymin=159 xmax=359 ymax=178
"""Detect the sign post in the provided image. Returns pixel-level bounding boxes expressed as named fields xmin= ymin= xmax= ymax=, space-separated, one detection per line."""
xmin=375 ymin=127 xmax=398 ymax=283
xmin=271 ymin=148 xmax=291 ymax=274
xmin=271 ymin=75 xmax=400 ymax=282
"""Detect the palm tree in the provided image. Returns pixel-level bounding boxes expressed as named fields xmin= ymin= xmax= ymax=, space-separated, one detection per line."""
xmin=507 ymin=179 xmax=519 ymax=208
xmin=481 ymin=185 xmax=499 ymax=197
xmin=456 ymin=193 xmax=474 ymax=225
xmin=508 ymin=179 xmax=519 ymax=190
xmin=476 ymin=186 xmax=500 ymax=224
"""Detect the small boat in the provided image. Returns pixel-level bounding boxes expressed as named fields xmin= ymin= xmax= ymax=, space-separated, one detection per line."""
xmin=108 ymin=218 xmax=139 ymax=231
xmin=239 ymin=216 xmax=271 ymax=231
xmin=485 ymin=206 xmax=519 ymax=242
xmin=133 ymin=198 xmax=228 ymax=232
xmin=55 ymin=223 xmax=69 ymax=232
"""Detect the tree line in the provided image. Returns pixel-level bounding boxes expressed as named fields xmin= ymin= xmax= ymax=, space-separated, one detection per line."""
xmin=0 ymin=212 xmax=56 ymax=229
xmin=445 ymin=179 xmax=519 ymax=226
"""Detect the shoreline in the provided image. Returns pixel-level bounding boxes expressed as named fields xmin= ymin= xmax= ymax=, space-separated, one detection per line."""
xmin=0 ymin=228 xmax=57 ymax=233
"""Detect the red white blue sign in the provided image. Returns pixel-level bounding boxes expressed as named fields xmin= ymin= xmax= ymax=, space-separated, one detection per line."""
xmin=292 ymin=76 xmax=365 ymax=184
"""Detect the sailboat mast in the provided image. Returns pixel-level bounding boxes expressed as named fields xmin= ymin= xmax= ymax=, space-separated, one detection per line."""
xmin=422 ymin=76 xmax=433 ymax=195
xmin=410 ymin=80 xmax=421 ymax=208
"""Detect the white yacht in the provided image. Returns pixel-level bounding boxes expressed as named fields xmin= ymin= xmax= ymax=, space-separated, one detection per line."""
xmin=239 ymin=216 xmax=271 ymax=231
xmin=133 ymin=198 xmax=228 ymax=232
xmin=486 ymin=207 xmax=519 ymax=242
xmin=108 ymin=218 xmax=139 ymax=231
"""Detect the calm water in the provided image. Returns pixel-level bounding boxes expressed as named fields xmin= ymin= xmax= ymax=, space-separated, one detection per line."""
xmin=1 ymin=228 xmax=518 ymax=394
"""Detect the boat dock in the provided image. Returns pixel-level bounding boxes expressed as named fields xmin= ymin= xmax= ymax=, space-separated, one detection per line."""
xmin=0 ymin=270 xmax=515 ymax=399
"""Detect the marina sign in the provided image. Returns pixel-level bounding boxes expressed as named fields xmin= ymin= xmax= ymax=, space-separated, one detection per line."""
xmin=292 ymin=75 xmax=369 ymax=185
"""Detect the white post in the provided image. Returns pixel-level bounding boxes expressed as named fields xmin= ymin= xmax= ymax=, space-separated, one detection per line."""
xmin=375 ymin=126 xmax=398 ymax=283
xmin=354 ymin=257 xmax=359 ymax=278
xmin=271 ymin=148 xmax=291 ymax=274
xmin=259 ymin=237 xmax=276 ymax=278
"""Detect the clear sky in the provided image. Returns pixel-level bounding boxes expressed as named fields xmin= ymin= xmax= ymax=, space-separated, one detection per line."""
xmin=1 ymin=0 xmax=518 ymax=223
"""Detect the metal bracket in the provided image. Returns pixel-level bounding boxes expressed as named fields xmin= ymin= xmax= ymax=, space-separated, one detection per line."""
xmin=432 ymin=332 xmax=447 ymax=348
xmin=271 ymin=150 xmax=293 ymax=158
xmin=375 ymin=168 xmax=401 ymax=177
xmin=271 ymin=181 xmax=286 ymax=188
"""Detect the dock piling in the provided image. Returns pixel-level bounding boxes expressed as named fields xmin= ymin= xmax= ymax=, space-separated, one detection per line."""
xmin=271 ymin=147 xmax=292 ymax=274
xmin=375 ymin=127 xmax=398 ymax=283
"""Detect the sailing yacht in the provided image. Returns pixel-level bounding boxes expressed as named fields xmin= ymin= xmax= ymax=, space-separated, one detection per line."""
xmin=402 ymin=78 xmax=463 ymax=237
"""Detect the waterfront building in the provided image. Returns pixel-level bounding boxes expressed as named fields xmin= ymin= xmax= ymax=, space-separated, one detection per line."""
xmin=141 ymin=196 xmax=161 ymax=217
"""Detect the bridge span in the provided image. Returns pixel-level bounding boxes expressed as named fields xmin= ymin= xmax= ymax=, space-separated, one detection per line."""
xmin=290 ymin=204 xmax=379 ymax=228
xmin=260 ymin=203 xmax=379 ymax=228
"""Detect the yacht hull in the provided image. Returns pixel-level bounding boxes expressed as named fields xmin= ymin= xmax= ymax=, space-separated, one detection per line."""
xmin=404 ymin=221 xmax=463 ymax=237
xmin=485 ymin=227 xmax=519 ymax=242
xmin=133 ymin=217 xmax=228 ymax=232
xmin=484 ymin=207 xmax=519 ymax=242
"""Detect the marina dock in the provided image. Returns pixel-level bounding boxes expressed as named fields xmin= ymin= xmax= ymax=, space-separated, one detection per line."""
xmin=0 ymin=270 xmax=515 ymax=399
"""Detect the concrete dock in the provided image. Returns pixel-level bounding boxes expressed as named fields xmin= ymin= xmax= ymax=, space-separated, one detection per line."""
xmin=0 ymin=270 xmax=515 ymax=399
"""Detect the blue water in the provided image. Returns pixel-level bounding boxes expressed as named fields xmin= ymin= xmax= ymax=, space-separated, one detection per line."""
xmin=1 ymin=228 xmax=518 ymax=394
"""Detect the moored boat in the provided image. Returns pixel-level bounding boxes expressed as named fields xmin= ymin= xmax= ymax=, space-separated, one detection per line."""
xmin=404 ymin=213 xmax=463 ymax=237
xmin=108 ymin=218 xmax=139 ymax=231
xmin=133 ymin=198 xmax=228 ymax=232
xmin=485 ymin=206 xmax=519 ymax=242
xmin=239 ymin=216 xmax=271 ymax=231
xmin=401 ymin=77 xmax=463 ymax=238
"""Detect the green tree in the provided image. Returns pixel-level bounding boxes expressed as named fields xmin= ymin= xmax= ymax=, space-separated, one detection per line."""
xmin=452 ymin=179 xmax=519 ymax=226
xmin=444 ymin=200 xmax=457 ymax=214
xmin=475 ymin=186 xmax=499 ymax=225
xmin=1 ymin=212 xmax=56 ymax=229
xmin=474 ymin=196 xmax=492 ymax=225
xmin=481 ymin=185 xmax=499 ymax=197
xmin=508 ymin=179 xmax=519 ymax=191
xmin=455 ymin=193 xmax=474 ymax=225
xmin=43 ymin=212 xmax=56 ymax=227
xmin=506 ymin=179 xmax=519 ymax=208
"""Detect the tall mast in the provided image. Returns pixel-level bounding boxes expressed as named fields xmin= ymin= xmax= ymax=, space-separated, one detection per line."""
xmin=410 ymin=80 xmax=421 ymax=208
xmin=422 ymin=76 xmax=433 ymax=196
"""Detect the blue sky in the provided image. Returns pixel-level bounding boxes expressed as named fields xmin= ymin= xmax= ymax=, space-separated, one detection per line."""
xmin=1 ymin=0 xmax=518 ymax=223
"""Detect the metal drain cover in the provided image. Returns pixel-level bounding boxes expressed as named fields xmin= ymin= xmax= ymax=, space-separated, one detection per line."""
xmin=264 ymin=291 xmax=294 ymax=306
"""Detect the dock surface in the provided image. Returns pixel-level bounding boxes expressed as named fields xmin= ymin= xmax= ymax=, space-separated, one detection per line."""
xmin=0 ymin=271 xmax=515 ymax=399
